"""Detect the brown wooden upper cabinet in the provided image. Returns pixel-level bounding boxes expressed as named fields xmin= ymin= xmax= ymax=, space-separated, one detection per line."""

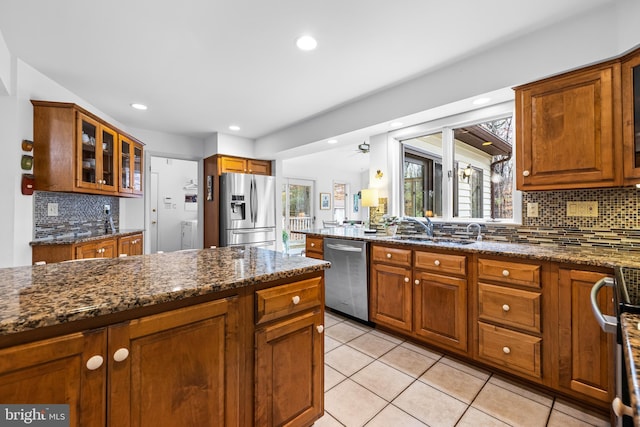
xmin=515 ymin=61 xmax=621 ymax=190
xmin=219 ymin=156 xmax=271 ymax=175
xmin=622 ymin=49 xmax=640 ymax=184
xmin=515 ymin=46 xmax=640 ymax=190
xmin=32 ymin=101 xmax=144 ymax=197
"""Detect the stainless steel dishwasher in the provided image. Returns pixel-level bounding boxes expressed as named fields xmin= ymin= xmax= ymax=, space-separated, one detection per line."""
xmin=323 ymin=238 xmax=369 ymax=322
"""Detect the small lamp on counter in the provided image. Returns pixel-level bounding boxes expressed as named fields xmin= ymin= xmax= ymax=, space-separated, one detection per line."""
xmin=360 ymin=188 xmax=379 ymax=231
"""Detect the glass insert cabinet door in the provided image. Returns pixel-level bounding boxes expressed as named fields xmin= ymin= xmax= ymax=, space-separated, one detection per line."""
xmin=77 ymin=113 xmax=117 ymax=191
xmin=120 ymin=135 xmax=144 ymax=194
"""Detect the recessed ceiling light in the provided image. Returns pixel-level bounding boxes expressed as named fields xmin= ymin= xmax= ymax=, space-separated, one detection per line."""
xmin=472 ymin=97 xmax=491 ymax=106
xmin=296 ymin=35 xmax=317 ymax=51
xmin=130 ymin=103 xmax=147 ymax=110
xmin=390 ymin=121 xmax=403 ymax=128
xmin=229 ymin=125 xmax=240 ymax=131
xmin=327 ymin=139 xmax=338 ymax=144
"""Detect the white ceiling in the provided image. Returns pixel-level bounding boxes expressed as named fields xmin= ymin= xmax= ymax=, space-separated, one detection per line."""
xmin=0 ymin=0 xmax=615 ymax=144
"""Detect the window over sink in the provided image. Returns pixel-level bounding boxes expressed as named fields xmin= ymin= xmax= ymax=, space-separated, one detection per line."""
xmin=395 ymin=102 xmax=516 ymax=222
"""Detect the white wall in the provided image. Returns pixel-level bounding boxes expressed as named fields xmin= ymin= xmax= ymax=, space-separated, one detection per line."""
xmin=0 ymin=30 xmax=11 ymax=95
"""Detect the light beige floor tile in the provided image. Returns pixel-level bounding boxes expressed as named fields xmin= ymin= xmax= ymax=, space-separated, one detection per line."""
xmin=344 ymin=319 xmax=372 ymax=332
xmin=393 ymin=381 xmax=468 ymax=427
xmin=324 ymin=379 xmax=387 ymax=427
xmin=456 ymin=407 xmax=510 ymax=427
xmin=313 ymin=411 xmax=344 ymax=427
xmin=439 ymin=356 xmax=491 ymax=381
xmin=488 ymin=375 xmax=553 ymax=407
xmin=326 ymin=322 xmax=368 ymax=343
xmin=547 ymin=409 xmax=604 ymax=427
xmin=347 ymin=332 xmax=398 ymax=358
xmin=472 ymin=382 xmax=551 ymax=427
xmin=325 ymin=345 xmax=374 ymax=377
xmin=400 ymin=340 xmax=443 ymax=360
xmin=369 ymin=328 xmax=405 ymax=345
xmin=324 ymin=364 xmax=346 ymax=392
xmin=365 ymin=404 xmax=427 ymax=427
xmin=419 ymin=361 xmax=486 ymax=404
xmin=324 ymin=312 xmax=343 ymax=328
xmin=325 ymin=336 xmax=342 ymax=353
xmin=351 ymin=360 xmax=415 ymax=401
xmin=379 ymin=346 xmax=437 ymax=378
xmin=552 ymin=399 xmax=611 ymax=426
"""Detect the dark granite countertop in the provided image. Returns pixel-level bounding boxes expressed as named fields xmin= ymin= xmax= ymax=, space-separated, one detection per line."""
xmin=620 ymin=313 xmax=640 ymax=425
xmin=303 ymin=227 xmax=640 ymax=269
xmin=30 ymin=229 xmax=144 ymax=246
xmin=0 ymin=246 xmax=329 ymax=337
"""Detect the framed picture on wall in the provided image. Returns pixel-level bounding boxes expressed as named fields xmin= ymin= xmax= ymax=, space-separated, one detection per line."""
xmin=320 ymin=193 xmax=331 ymax=210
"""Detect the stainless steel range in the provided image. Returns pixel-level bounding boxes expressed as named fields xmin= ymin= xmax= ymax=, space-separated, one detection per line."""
xmin=591 ymin=267 xmax=640 ymax=427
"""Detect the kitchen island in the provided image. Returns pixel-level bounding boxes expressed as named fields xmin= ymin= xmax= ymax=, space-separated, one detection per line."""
xmin=0 ymin=246 xmax=329 ymax=427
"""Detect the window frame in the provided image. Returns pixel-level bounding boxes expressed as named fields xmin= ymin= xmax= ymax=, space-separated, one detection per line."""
xmin=390 ymin=101 xmax=521 ymax=224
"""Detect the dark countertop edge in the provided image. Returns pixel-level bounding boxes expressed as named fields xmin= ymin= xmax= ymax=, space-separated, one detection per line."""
xmin=30 ymin=229 xmax=145 ymax=246
xmin=0 ymin=261 xmax=330 ymax=338
xmin=301 ymin=230 xmax=640 ymax=269
xmin=620 ymin=313 xmax=640 ymax=425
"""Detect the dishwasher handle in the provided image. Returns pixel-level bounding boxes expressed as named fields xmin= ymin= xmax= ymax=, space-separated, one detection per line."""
xmin=590 ymin=277 xmax=617 ymax=334
xmin=325 ymin=243 xmax=363 ymax=253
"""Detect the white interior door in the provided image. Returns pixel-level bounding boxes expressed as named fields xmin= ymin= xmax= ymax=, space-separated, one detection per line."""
xmin=150 ymin=172 xmax=159 ymax=253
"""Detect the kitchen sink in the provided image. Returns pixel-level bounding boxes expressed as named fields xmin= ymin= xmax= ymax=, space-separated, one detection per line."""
xmin=393 ymin=235 xmax=476 ymax=245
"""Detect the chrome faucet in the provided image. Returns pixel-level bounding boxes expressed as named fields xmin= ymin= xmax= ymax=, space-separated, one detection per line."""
xmin=402 ymin=216 xmax=434 ymax=237
xmin=467 ymin=222 xmax=482 ymax=241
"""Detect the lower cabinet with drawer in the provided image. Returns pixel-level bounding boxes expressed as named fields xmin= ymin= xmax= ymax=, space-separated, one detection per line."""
xmin=305 ymin=236 xmax=324 ymax=260
xmin=370 ymin=244 xmax=469 ymax=355
xmin=254 ymin=276 xmax=325 ymax=427
xmin=475 ymin=256 xmax=546 ymax=382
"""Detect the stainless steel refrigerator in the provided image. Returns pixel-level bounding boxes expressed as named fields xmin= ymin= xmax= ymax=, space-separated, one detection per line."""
xmin=220 ymin=172 xmax=276 ymax=249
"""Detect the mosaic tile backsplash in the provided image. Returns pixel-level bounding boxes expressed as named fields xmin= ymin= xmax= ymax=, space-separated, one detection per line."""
xmin=33 ymin=191 xmax=120 ymax=239
xmin=371 ymin=188 xmax=640 ymax=252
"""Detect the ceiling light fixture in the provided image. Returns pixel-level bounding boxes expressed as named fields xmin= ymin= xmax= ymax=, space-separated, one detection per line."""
xmin=296 ymin=35 xmax=317 ymax=51
xmin=130 ymin=103 xmax=148 ymax=110
xmin=229 ymin=125 xmax=240 ymax=131
xmin=327 ymin=139 xmax=338 ymax=144
xmin=472 ymin=97 xmax=491 ymax=106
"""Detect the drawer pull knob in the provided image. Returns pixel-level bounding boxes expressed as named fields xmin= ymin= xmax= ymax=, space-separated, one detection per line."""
xmin=316 ymin=325 xmax=324 ymax=334
xmin=415 ymin=279 xmax=420 ymax=285
xmin=386 ymin=253 xmax=392 ymax=259
xmin=113 ymin=348 xmax=130 ymax=362
xmin=86 ymin=355 xmax=104 ymax=371
xmin=502 ymin=269 xmax=510 ymax=277
xmin=502 ymin=346 xmax=511 ymax=354
xmin=310 ymin=243 xmax=315 ymax=247
xmin=404 ymin=277 xmax=410 ymax=283
xmin=434 ymin=260 xmax=440 ymax=266
xmin=523 ymin=170 xmax=530 ymax=177
xmin=502 ymin=304 xmax=510 ymax=312
xmin=292 ymin=295 xmax=301 ymax=305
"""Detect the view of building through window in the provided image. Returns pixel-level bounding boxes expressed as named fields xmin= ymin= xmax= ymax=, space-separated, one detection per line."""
xmin=401 ymin=114 xmax=513 ymax=221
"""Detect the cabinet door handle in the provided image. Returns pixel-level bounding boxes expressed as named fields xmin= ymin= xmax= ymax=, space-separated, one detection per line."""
xmin=113 ymin=348 xmax=130 ymax=362
xmin=404 ymin=277 xmax=409 ymax=283
xmin=386 ymin=253 xmax=392 ymax=259
xmin=502 ymin=304 xmax=510 ymax=312
xmin=522 ymin=170 xmax=530 ymax=177
xmin=86 ymin=355 xmax=104 ymax=370
xmin=316 ymin=325 xmax=324 ymax=334
xmin=502 ymin=346 xmax=511 ymax=354
xmin=414 ymin=279 xmax=420 ymax=285
xmin=502 ymin=269 xmax=510 ymax=277
xmin=292 ymin=295 xmax=301 ymax=305
xmin=434 ymin=260 xmax=440 ymax=266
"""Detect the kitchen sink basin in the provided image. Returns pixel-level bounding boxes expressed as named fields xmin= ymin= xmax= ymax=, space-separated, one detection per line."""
xmin=393 ymin=236 xmax=476 ymax=245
